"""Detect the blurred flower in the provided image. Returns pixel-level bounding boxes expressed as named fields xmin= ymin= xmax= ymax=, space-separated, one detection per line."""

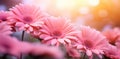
xmin=9 ymin=4 xmax=49 ymax=37
xmin=0 ymin=22 xmax=12 ymax=35
xmin=0 ymin=34 xmax=21 ymax=57
xmin=40 ymin=16 xmax=79 ymax=46
xmin=115 ymin=38 xmax=120 ymax=50
xmin=0 ymin=10 xmax=11 ymax=22
xmin=0 ymin=34 xmax=64 ymax=59
xmin=104 ymin=45 xmax=120 ymax=59
xmin=0 ymin=10 xmax=18 ymax=31
xmin=74 ymin=26 xmax=109 ymax=58
xmin=20 ymin=42 xmax=63 ymax=59
xmin=103 ymin=27 xmax=120 ymax=45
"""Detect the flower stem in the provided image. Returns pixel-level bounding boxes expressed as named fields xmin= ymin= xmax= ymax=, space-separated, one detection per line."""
xmin=22 ymin=31 xmax=25 ymax=41
xmin=82 ymin=53 xmax=86 ymax=59
xmin=20 ymin=31 xmax=25 ymax=59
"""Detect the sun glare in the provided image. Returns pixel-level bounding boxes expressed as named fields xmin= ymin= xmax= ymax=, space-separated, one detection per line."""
xmin=56 ymin=0 xmax=75 ymax=9
xmin=88 ymin=0 xmax=100 ymax=6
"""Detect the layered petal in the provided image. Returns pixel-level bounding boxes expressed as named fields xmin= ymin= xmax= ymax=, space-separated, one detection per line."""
xmin=40 ymin=16 xmax=79 ymax=46
xmin=75 ymin=26 xmax=109 ymax=58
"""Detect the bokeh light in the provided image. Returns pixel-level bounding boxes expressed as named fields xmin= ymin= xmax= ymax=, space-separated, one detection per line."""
xmin=56 ymin=0 xmax=75 ymax=9
xmin=79 ymin=7 xmax=90 ymax=15
xmin=88 ymin=0 xmax=100 ymax=6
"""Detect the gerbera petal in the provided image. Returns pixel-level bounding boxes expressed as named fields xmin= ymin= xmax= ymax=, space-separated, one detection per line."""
xmin=64 ymin=38 xmax=71 ymax=43
xmin=44 ymin=36 xmax=53 ymax=40
xmin=58 ymin=39 xmax=65 ymax=44
xmin=40 ymin=17 xmax=79 ymax=46
xmin=51 ymin=39 xmax=57 ymax=45
xmin=40 ymin=29 xmax=49 ymax=34
xmin=86 ymin=50 xmax=92 ymax=57
xmin=65 ymin=36 xmax=78 ymax=40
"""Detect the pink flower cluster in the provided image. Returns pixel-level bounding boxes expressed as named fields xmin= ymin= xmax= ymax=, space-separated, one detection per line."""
xmin=0 ymin=4 xmax=120 ymax=59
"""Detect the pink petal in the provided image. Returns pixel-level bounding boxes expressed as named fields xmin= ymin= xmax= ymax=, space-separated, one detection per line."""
xmin=58 ymin=39 xmax=65 ymax=44
xmin=64 ymin=38 xmax=71 ymax=43
xmin=44 ymin=36 xmax=53 ymax=40
xmin=86 ymin=50 xmax=92 ymax=57
xmin=51 ymin=39 xmax=57 ymax=45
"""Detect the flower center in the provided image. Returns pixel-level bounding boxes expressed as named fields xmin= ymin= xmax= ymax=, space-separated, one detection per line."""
xmin=0 ymin=16 xmax=7 ymax=21
xmin=2 ymin=43 xmax=11 ymax=49
xmin=52 ymin=31 xmax=62 ymax=38
xmin=84 ymin=40 xmax=93 ymax=49
xmin=1 ymin=18 xmax=7 ymax=21
xmin=23 ymin=16 xmax=33 ymax=23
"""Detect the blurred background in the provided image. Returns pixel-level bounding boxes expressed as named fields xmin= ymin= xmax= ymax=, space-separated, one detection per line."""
xmin=0 ymin=0 xmax=120 ymax=30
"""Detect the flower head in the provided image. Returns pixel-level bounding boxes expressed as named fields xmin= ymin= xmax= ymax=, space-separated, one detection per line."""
xmin=0 ymin=10 xmax=11 ymax=22
xmin=40 ymin=17 xmax=79 ymax=46
xmin=103 ymin=27 xmax=120 ymax=45
xmin=0 ymin=34 xmax=21 ymax=56
xmin=115 ymin=38 xmax=120 ymax=50
xmin=74 ymin=26 xmax=109 ymax=58
xmin=19 ymin=42 xmax=63 ymax=59
xmin=104 ymin=45 xmax=120 ymax=59
xmin=9 ymin=4 xmax=49 ymax=37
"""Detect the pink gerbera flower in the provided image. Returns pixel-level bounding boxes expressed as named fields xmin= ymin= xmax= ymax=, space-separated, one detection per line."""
xmin=74 ymin=26 xmax=109 ymax=58
xmin=0 ymin=34 xmax=21 ymax=57
xmin=0 ymin=10 xmax=11 ymax=22
xmin=115 ymin=38 xmax=120 ymax=50
xmin=40 ymin=17 xmax=79 ymax=46
xmin=104 ymin=45 xmax=120 ymax=59
xmin=9 ymin=4 xmax=49 ymax=37
xmin=25 ymin=43 xmax=63 ymax=59
xmin=19 ymin=41 xmax=63 ymax=59
xmin=103 ymin=27 xmax=120 ymax=45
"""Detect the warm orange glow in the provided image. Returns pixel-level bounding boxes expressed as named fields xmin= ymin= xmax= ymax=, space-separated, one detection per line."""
xmin=22 ymin=0 xmax=120 ymax=30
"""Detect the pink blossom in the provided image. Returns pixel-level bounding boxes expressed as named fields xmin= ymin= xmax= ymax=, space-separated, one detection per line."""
xmin=103 ymin=27 xmax=120 ymax=45
xmin=115 ymin=38 xmax=120 ymax=49
xmin=74 ymin=26 xmax=109 ymax=58
xmin=20 ymin=42 xmax=63 ymax=59
xmin=0 ymin=34 xmax=63 ymax=59
xmin=40 ymin=16 xmax=79 ymax=46
xmin=0 ymin=22 xmax=12 ymax=35
xmin=0 ymin=34 xmax=63 ymax=58
xmin=104 ymin=45 xmax=120 ymax=59
xmin=0 ymin=34 xmax=21 ymax=56
xmin=0 ymin=10 xmax=11 ymax=22
xmin=9 ymin=4 xmax=49 ymax=37
xmin=0 ymin=11 xmax=15 ymax=30
xmin=0 ymin=33 xmax=63 ymax=58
